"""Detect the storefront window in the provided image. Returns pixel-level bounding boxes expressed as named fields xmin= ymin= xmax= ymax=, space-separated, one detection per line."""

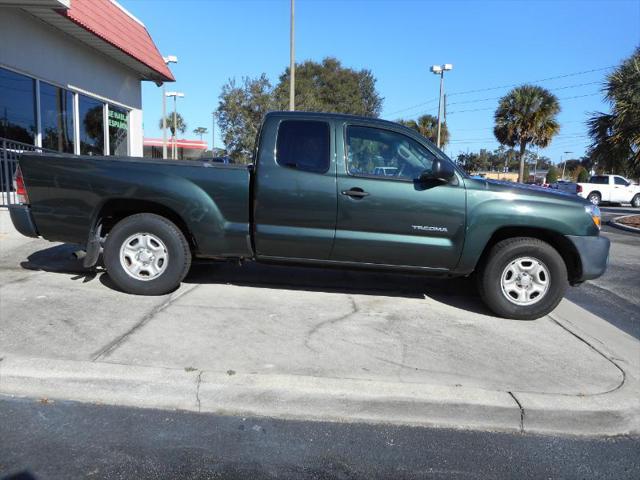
xmin=0 ymin=67 xmax=36 ymax=145
xmin=108 ymin=106 xmax=129 ymax=155
xmin=40 ymin=82 xmax=74 ymax=153
xmin=79 ymin=94 xmax=104 ymax=155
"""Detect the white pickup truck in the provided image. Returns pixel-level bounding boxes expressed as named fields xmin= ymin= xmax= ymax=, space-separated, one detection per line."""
xmin=577 ymin=174 xmax=640 ymax=207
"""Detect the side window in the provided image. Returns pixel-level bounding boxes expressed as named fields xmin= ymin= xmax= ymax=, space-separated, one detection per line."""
xmin=614 ymin=177 xmax=628 ymax=186
xmin=346 ymin=126 xmax=435 ymax=181
xmin=590 ymin=176 xmax=607 ymax=184
xmin=276 ymin=120 xmax=330 ymax=174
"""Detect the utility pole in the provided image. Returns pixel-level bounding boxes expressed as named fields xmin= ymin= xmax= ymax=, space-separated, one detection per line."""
xmin=430 ymin=64 xmax=453 ymax=148
xmin=561 ymin=151 xmax=573 ymax=180
xmin=289 ymin=0 xmax=295 ymax=111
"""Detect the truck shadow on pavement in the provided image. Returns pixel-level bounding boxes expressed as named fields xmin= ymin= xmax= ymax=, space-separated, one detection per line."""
xmin=20 ymin=244 xmax=494 ymax=316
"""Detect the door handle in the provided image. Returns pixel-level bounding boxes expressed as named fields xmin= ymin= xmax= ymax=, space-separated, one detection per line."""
xmin=341 ymin=188 xmax=369 ymax=198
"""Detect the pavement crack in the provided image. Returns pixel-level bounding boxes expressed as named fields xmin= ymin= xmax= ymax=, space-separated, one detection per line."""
xmin=304 ymin=295 xmax=358 ymax=353
xmin=549 ymin=314 xmax=627 ymax=396
xmin=91 ymin=284 xmax=200 ymax=361
xmin=508 ymin=391 xmax=525 ymax=433
xmin=195 ymin=370 xmax=203 ymax=413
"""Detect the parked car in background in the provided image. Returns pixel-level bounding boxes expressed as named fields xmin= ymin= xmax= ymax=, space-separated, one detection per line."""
xmin=551 ymin=180 xmax=578 ymax=194
xmin=202 ymin=155 xmax=234 ymax=164
xmin=9 ymin=111 xmax=609 ymax=320
xmin=577 ymin=174 xmax=640 ymax=207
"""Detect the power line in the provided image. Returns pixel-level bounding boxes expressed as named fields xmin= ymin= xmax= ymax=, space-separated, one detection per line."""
xmin=384 ymin=65 xmax=612 ymax=118
xmin=447 ymin=92 xmax=601 ymax=115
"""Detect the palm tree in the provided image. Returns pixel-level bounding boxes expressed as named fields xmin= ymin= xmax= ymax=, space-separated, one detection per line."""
xmin=159 ymin=113 xmax=187 ymax=137
xmin=588 ymin=48 xmax=639 ymax=178
xmin=397 ymin=114 xmax=450 ymax=147
xmin=494 ymin=85 xmax=560 ymax=183
xmin=193 ymin=127 xmax=208 ymax=140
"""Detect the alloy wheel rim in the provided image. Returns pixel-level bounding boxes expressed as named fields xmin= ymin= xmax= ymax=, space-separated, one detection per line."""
xmin=119 ymin=233 xmax=169 ymax=281
xmin=589 ymin=194 xmax=600 ymax=205
xmin=500 ymin=257 xmax=550 ymax=306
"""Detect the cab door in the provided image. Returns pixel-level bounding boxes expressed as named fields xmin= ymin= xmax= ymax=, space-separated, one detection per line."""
xmin=330 ymin=124 xmax=466 ymax=270
xmin=253 ymin=116 xmax=337 ymax=260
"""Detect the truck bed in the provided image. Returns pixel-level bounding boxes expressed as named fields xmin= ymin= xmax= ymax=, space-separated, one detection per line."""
xmin=19 ymin=153 xmax=253 ymax=258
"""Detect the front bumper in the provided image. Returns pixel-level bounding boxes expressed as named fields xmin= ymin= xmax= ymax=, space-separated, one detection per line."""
xmin=8 ymin=204 xmax=39 ymax=238
xmin=566 ymin=234 xmax=610 ymax=282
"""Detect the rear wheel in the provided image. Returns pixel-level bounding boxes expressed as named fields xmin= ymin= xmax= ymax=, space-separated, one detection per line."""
xmin=587 ymin=192 xmax=601 ymax=206
xmin=103 ymin=213 xmax=191 ymax=295
xmin=477 ymin=237 xmax=568 ymax=320
xmin=632 ymin=194 xmax=640 ymax=208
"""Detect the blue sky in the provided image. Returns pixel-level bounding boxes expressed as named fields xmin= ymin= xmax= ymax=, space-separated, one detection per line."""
xmin=121 ymin=0 xmax=639 ymax=163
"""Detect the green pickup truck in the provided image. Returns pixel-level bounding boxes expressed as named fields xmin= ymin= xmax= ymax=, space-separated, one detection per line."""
xmin=9 ymin=111 xmax=609 ymax=320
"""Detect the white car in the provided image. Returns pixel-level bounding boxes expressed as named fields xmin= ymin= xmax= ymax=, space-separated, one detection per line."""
xmin=577 ymin=174 xmax=640 ymax=207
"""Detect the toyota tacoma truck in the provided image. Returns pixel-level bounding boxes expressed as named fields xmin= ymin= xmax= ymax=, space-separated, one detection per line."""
xmin=577 ymin=174 xmax=640 ymax=207
xmin=9 ymin=111 xmax=609 ymax=320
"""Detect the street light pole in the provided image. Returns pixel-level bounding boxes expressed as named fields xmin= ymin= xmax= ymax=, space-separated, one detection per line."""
xmin=161 ymin=56 xmax=178 ymax=159
xmin=165 ymin=91 xmax=184 ymax=160
xmin=172 ymin=95 xmax=177 ymax=160
xmin=289 ymin=0 xmax=295 ymax=111
xmin=211 ymin=111 xmax=216 ymax=155
xmin=430 ymin=64 xmax=453 ymax=148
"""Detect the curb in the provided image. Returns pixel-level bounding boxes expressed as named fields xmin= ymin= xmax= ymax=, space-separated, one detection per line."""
xmin=609 ymin=215 xmax=640 ymax=233
xmin=0 ymin=303 xmax=638 ymax=437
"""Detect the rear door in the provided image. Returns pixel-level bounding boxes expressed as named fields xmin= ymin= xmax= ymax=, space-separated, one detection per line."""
xmin=331 ymin=123 xmax=466 ymax=270
xmin=253 ymin=116 xmax=337 ymax=260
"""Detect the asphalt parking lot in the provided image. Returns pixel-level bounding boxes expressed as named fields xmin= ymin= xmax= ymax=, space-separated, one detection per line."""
xmin=1 ymin=207 xmax=639 ymax=440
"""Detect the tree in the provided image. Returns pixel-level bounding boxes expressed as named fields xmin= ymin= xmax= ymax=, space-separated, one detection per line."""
xmin=576 ymin=166 xmax=590 ymax=182
xmin=494 ymin=85 xmax=561 ymax=183
xmin=273 ymin=57 xmax=383 ymax=117
xmin=215 ymin=74 xmax=276 ymax=163
xmin=588 ymin=48 xmax=640 ymax=178
xmin=546 ymin=165 xmax=558 ymax=184
xmin=159 ymin=112 xmax=187 ymax=137
xmin=397 ymin=114 xmax=450 ymax=147
xmin=193 ymin=127 xmax=208 ymax=140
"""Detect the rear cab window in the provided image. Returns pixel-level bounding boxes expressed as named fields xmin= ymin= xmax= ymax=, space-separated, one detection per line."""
xmin=589 ymin=176 xmax=608 ymax=185
xmin=276 ymin=120 xmax=330 ymax=174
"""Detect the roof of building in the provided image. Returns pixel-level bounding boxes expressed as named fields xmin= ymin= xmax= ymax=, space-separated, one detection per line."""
xmin=2 ymin=0 xmax=174 ymax=83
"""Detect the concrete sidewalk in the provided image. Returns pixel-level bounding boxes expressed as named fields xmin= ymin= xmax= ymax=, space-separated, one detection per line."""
xmin=1 ymin=209 xmax=638 ymax=435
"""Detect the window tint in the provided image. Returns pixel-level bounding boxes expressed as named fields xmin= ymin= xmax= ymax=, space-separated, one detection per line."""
xmin=0 ymin=67 xmax=36 ymax=144
xmin=40 ymin=82 xmax=74 ymax=153
xmin=79 ymin=94 xmax=104 ymax=155
xmin=346 ymin=126 xmax=435 ymax=180
xmin=589 ymin=176 xmax=608 ymax=184
xmin=614 ymin=177 xmax=628 ymax=186
xmin=276 ymin=120 xmax=330 ymax=173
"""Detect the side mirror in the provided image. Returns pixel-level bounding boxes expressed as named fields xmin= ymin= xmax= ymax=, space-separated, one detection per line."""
xmin=420 ymin=159 xmax=455 ymax=183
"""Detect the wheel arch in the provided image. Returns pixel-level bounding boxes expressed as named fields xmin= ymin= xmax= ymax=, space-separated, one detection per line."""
xmin=474 ymin=226 xmax=582 ymax=284
xmin=93 ymin=199 xmax=198 ymax=253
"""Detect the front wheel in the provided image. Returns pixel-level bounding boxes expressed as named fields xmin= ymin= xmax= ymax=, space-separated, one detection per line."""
xmin=103 ymin=213 xmax=192 ymax=295
xmin=632 ymin=194 xmax=640 ymax=208
xmin=477 ymin=237 xmax=568 ymax=320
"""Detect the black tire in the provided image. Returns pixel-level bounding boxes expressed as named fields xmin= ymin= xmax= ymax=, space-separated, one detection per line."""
xmin=632 ymin=194 xmax=640 ymax=208
xmin=477 ymin=237 xmax=568 ymax=320
xmin=587 ymin=192 xmax=601 ymax=206
xmin=103 ymin=213 xmax=191 ymax=295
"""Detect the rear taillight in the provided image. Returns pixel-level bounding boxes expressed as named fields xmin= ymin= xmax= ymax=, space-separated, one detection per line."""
xmin=576 ymin=184 xmax=583 ymax=194
xmin=14 ymin=166 xmax=29 ymax=204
